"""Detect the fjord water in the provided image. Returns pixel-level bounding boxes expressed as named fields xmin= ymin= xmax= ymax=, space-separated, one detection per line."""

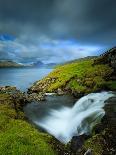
xmin=0 ymin=67 xmax=52 ymax=91
xmin=24 ymin=92 xmax=114 ymax=144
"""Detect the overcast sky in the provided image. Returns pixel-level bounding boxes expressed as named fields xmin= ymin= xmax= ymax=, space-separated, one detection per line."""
xmin=0 ymin=0 xmax=116 ymax=63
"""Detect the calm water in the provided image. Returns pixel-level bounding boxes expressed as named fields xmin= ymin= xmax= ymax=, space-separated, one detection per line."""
xmin=0 ymin=67 xmax=52 ymax=91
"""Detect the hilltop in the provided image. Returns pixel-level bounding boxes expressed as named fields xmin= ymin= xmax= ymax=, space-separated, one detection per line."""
xmin=29 ymin=47 xmax=116 ymax=97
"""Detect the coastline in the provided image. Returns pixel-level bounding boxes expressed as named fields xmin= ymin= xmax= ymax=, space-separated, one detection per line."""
xmin=0 ymin=47 xmax=116 ymax=154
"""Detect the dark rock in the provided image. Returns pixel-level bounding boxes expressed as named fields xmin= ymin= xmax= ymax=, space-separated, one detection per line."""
xmin=83 ymin=93 xmax=116 ymax=155
xmin=28 ymin=92 xmax=45 ymax=102
xmin=84 ymin=149 xmax=93 ymax=155
xmin=0 ymin=86 xmax=30 ymax=110
xmin=70 ymin=135 xmax=88 ymax=153
xmin=102 ymin=95 xmax=116 ymax=128
xmin=94 ymin=47 xmax=116 ymax=73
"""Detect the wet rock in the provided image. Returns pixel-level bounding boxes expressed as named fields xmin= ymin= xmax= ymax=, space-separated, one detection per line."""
xmin=101 ymin=95 xmax=116 ymax=128
xmin=11 ymin=91 xmax=29 ymax=111
xmin=0 ymin=86 xmax=30 ymax=110
xmin=84 ymin=149 xmax=92 ymax=155
xmin=70 ymin=135 xmax=88 ymax=153
xmin=72 ymin=90 xmax=84 ymax=98
xmin=57 ymin=88 xmax=64 ymax=95
xmin=28 ymin=92 xmax=45 ymax=102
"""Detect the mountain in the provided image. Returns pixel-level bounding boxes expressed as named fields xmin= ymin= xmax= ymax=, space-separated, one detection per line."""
xmin=0 ymin=60 xmax=23 ymax=67
xmin=32 ymin=61 xmax=44 ymax=67
xmin=44 ymin=63 xmax=57 ymax=68
xmin=32 ymin=61 xmax=57 ymax=68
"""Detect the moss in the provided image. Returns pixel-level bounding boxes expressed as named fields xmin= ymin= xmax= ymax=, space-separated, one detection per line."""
xmin=105 ymin=81 xmax=116 ymax=90
xmin=0 ymin=93 xmax=57 ymax=155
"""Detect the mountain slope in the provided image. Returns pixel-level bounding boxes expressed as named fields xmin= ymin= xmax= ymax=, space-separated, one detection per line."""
xmin=29 ymin=47 xmax=116 ymax=96
xmin=0 ymin=60 xmax=23 ymax=67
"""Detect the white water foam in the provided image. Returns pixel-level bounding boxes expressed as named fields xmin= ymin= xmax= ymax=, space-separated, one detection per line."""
xmin=34 ymin=92 xmax=114 ymax=143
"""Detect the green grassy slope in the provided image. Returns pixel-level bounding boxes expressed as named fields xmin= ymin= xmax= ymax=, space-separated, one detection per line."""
xmin=0 ymin=93 xmax=56 ymax=155
xmin=30 ymin=57 xmax=115 ymax=96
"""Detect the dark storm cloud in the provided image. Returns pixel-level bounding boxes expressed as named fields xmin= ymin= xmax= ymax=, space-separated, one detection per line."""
xmin=51 ymin=0 xmax=116 ymax=45
xmin=0 ymin=0 xmax=54 ymax=36
xmin=0 ymin=0 xmax=115 ymax=43
xmin=0 ymin=0 xmax=116 ymax=62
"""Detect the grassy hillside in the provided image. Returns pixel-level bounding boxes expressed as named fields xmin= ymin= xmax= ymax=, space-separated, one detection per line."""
xmin=29 ymin=50 xmax=116 ymax=96
xmin=0 ymin=92 xmax=57 ymax=155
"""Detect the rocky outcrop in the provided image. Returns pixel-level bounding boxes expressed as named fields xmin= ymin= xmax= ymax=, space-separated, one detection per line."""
xmin=28 ymin=77 xmax=57 ymax=93
xmin=0 ymin=86 xmax=45 ymax=105
xmin=94 ymin=47 xmax=116 ymax=72
xmin=27 ymin=92 xmax=45 ymax=102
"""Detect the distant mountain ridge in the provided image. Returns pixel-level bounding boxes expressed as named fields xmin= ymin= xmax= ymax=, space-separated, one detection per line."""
xmin=0 ymin=60 xmax=23 ymax=67
xmin=32 ymin=61 xmax=44 ymax=67
xmin=31 ymin=61 xmax=57 ymax=68
xmin=0 ymin=59 xmax=57 ymax=68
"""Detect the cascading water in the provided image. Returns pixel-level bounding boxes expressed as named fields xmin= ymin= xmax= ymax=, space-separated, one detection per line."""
xmin=34 ymin=92 xmax=114 ymax=143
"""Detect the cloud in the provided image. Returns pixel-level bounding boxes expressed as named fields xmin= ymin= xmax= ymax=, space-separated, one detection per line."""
xmin=0 ymin=36 xmax=101 ymax=63
xmin=0 ymin=0 xmax=115 ymax=62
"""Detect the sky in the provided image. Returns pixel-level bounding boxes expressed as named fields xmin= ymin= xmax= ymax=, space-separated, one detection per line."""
xmin=0 ymin=0 xmax=116 ymax=63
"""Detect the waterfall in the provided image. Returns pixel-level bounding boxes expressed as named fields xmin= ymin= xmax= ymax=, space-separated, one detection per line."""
xmin=34 ymin=92 xmax=114 ymax=143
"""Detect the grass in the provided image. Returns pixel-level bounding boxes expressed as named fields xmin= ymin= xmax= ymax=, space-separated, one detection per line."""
xmin=32 ymin=58 xmax=114 ymax=95
xmin=0 ymin=120 xmax=56 ymax=155
xmin=0 ymin=93 xmax=56 ymax=155
xmin=1 ymin=54 xmax=115 ymax=154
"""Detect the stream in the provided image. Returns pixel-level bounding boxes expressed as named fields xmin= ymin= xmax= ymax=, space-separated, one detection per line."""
xmin=24 ymin=92 xmax=114 ymax=144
